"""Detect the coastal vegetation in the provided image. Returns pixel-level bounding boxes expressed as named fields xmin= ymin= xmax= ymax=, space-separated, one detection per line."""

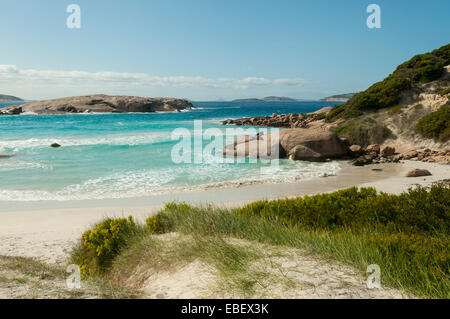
xmin=334 ymin=117 xmax=392 ymax=146
xmin=415 ymin=104 xmax=450 ymax=142
xmin=71 ymin=184 xmax=450 ymax=299
xmin=328 ymin=43 xmax=450 ymax=120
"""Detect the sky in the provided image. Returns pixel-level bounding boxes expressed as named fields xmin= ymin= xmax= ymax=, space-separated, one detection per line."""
xmin=0 ymin=0 xmax=449 ymax=101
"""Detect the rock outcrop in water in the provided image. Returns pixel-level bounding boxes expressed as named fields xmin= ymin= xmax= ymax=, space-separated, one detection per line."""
xmin=222 ymin=109 xmax=330 ymax=128
xmin=223 ymin=128 xmax=349 ymax=162
xmin=0 ymin=95 xmax=194 ymax=115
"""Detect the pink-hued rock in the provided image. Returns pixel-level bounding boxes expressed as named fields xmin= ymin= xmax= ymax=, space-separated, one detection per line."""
xmin=279 ymin=128 xmax=348 ymax=159
xmin=405 ymin=169 xmax=432 ymax=177
xmin=288 ymin=145 xmax=326 ymax=162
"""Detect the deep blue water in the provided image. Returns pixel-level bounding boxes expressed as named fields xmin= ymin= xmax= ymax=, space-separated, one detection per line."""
xmin=0 ymin=101 xmax=342 ymax=201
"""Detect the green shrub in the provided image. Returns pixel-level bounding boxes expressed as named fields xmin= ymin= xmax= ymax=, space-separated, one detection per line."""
xmin=146 ymin=212 xmax=172 ymax=234
xmin=72 ymin=216 xmax=144 ymax=276
xmin=365 ymin=232 xmax=449 ymax=295
xmin=439 ymin=88 xmax=450 ymax=96
xmin=393 ymin=53 xmax=445 ymax=84
xmin=347 ymin=78 xmax=411 ymax=111
xmin=236 ymin=184 xmax=450 ymax=235
xmin=327 ymin=103 xmax=362 ymax=121
xmin=334 ymin=118 xmax=392 ymax=146
xmin=415 ymin=105 xmax=450 ymax=142
xmin=387 ymin=104 xmax=407 ymax=115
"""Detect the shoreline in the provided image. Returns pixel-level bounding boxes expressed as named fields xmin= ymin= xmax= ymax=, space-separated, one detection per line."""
xmin=0 ymin=160 xmax=449 ymax=264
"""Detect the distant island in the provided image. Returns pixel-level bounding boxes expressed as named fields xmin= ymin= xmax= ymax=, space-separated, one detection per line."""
xmin=0 ymin=94 xmax=194 ymax=115
xmin=232 ymin=96 xmax=298 ymax=102
xmin=319 ymin=93 xmax=357 ymax=102
xmin=0 ymin=94 xmax=23 ymax=102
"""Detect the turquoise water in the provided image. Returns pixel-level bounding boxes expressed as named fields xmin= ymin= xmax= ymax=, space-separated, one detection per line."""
xmin=0 ymin=101 xmax=343 ymax=201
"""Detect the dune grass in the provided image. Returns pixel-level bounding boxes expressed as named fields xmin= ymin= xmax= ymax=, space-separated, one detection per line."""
xmin=70 ymin=184 xmax=449 ymax=299
xmin=0 ymin=255 xmax=140 ymax=299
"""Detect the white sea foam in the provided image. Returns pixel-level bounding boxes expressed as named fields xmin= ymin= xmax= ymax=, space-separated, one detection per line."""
xmin=0 ymin=160 xmax=49 ymax=171
xmin=0 ymin=161 xmax=341 ymax=201
xmin=0 ymin=133 xmax=173 ymax=152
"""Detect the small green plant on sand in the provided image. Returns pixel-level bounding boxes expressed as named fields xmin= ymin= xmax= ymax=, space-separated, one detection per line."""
xmin=146 ymin=212 xmax=172 ymax=234
xmin=71 ymin=216 xmax=145 ymax=277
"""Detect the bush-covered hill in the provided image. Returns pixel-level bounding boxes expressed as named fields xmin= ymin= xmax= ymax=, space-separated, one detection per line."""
xmin=325 ymin=43 xmax=450 ymax=147
xmin=328 ymin=43 xmax=450 ymax=120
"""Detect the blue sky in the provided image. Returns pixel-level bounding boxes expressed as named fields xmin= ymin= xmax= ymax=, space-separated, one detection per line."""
xmin=0 ymin=0 xmax=449 ymax=100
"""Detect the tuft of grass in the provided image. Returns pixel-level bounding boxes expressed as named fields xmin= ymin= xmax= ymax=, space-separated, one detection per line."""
xmin=387 ymin=104 xmax=407 ymax=115
xmin=107 ymin=231 xmax=288 ymax=297
xmin=0 ymin=255 xmax=64 ymax=280
xmin=0 ymin=255 xmax=139 ymax=299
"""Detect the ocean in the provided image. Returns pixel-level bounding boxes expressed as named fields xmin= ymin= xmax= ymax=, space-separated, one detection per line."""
xmin=0 ymin=101 xmax=343 ymax=201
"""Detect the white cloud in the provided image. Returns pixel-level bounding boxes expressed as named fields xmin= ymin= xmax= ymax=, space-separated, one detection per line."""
xmin=0 ymin=65 xmax=307 ymax=88
xmin=273 ymin=78 xmax=308 ymax=86
xmin=0 ymin=65 xmax=308 ymax=100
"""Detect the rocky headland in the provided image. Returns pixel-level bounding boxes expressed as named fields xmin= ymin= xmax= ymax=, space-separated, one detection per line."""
xmin=232 ymin=96 xmax=298 ymax=102
xmin=0 ymin=94 xmax=194 ymax=115
xmin=0 ymin=94 xmax=23 ymax=102
xmin=319 ymin=93 xmax=356 ymax=102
